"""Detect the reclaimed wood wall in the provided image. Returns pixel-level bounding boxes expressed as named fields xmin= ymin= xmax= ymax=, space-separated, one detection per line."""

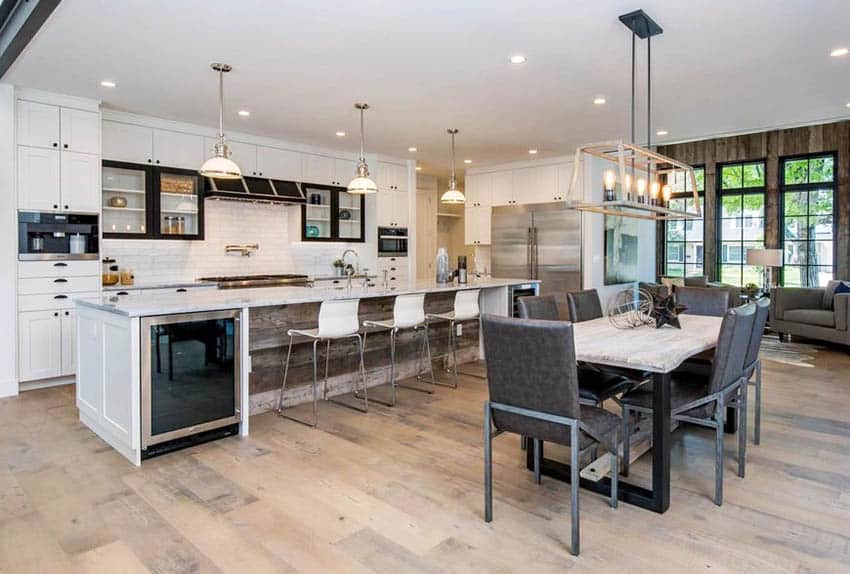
xmin=247 ymin=291 xmax=480 ymax=412
xmin=656 ymin=120 xmax=850 ymax=280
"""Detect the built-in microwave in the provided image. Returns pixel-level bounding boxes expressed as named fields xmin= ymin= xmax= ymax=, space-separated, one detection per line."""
xmin=18 ymin=211 xmax=99 ymax=260
xmin=378 ymin=226 xmax=408 ymax=257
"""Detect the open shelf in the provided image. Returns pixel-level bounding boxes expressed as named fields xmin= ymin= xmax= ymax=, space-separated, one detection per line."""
xmin=104 ymin=206 xmax=145 ymax=212
xmin=103 ymin=187 xmax=145 ymax=195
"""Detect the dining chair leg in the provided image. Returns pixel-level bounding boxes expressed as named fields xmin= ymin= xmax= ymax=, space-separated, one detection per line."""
xmin=738 ymin=383 xmax=747 ymax=479
xmin=533 ymin=439 xmax=542 ymax=485
xmin=484 ymin=402 xmax=493 ymax=523
xmin=715 ymin=397 xmax=726 ymax=506
xmin=621 ymin=404 xmax=630 ymax=477
xmin=570 ymin=423 xmax=580 ymax=556
xmin=754 ymin=359 xmax=762 ymax=445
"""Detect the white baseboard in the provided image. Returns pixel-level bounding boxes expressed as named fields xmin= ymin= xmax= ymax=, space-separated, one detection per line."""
xmin=19 ymin=377 xmax=75 ymax=392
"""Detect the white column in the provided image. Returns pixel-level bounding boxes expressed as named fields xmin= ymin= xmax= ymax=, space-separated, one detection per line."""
xmin=0 ymin=84 xmax=17 ymax=398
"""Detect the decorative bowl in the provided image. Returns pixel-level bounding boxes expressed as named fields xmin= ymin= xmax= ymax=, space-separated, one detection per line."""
xmin=108 ymin=196 xmax=127 ymax=208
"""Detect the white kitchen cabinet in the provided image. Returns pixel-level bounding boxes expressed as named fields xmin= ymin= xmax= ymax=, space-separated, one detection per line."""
xmin=302 ymin=154 xmax=336 ymax=186
xmin=377 ymin=189 xmax=408 ymax=227
xmin=153 ymin=129 xmax=204 ymax=170
xmin=218 ymin=139 xmax=258 ymax=176
xmin=514 ymin=165 xmax=558 ymax=204
xmin=490 ymin=170 xmax=514 ymax=206
xmin=465 ymin=173 xmax=488 ymax=207
xmin=17 ymin=100 xmax=60 ymax=149
xmin=61 ymin=309 xmax=76 ymax=377
xmin=18 ymin=310 xmax=62 ymax=382
xmin=103 ymin=120 xmax=153 ymax=164
xmin=60 ymin=151 xmax=100 ymax=212
xmin=258 ymin=146 xmax=303 ymax=181
xmin=59 ymin=108 xmax=100 ymax=155
xmin=556 ymin=162 xmax=574 ymax=202
xmin=377 ymin=161 xmax=407 ymax=191
xmin=464 ymin=204 xmax=491 ymax=246
xmin=18 ymin=146 xmax=61 ymax=211
xmin=334 ymin=158 xmax=357 ymax=187
xmin=394 ymin=189 xmax=410 ymax=227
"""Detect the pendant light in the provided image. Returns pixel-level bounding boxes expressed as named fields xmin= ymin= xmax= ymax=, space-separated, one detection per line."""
xmin=199 ymin=63 xmax=242 ymax=179
xmin=441 ymin=128 xmax=465 ymax=204
xmin=347 ymin=103 xmax=378 ymax=194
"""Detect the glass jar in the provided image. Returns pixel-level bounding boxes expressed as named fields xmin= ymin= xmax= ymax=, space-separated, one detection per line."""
xmin=102 ymin=258 xmax=119 ymax=286
xmin=120 ymin=268 xmax=134 ymax=286
xmin=436 ymin=247 xmax=450 ymax=284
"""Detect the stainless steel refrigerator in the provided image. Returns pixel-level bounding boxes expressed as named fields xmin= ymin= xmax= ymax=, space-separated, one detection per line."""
xmin=491 ymin=202 xmax=582 ymax=296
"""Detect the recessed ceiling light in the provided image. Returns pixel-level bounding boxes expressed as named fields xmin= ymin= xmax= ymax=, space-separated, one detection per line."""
xmin=846 ymin=102 xmax=850 ymax=108
xmin=593 ymin=97 xmax=606 ymax=105
xmin=656 ymin=130 xmax=668 ymax=136
xmin=830 ymin=47 xmax=849 ymax=57
xmin=100 ymin=80 xmax=116 ymax=88
xmin=408 ymin=147 xmax=417 ymax=152
xmin=528 ymin=149 xmax=538 ymax=155
xmin=237 ymin=110 xmax=250 ymax=117
xmin=335 ymin=131 xmax=346 ymax=137
xmin=464 ymin=159 xmax=472 ymax=164
xmin=509 ymin=55 xmax=527 ymax=65
xmin=415 ymin=166 xmax=423 ymax=171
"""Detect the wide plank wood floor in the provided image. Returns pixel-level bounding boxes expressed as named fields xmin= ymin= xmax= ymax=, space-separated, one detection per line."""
xmin=2 ymin=348 xmax=850 ymax=573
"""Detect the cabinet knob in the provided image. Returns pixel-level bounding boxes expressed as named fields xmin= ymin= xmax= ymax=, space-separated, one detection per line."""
xmin=117 ymin=291 xmax=128 ymax=296
xmin=155 ymin=160 xmax=160 ymax=164
xmin=176 ymin=288 xmax=187 ymax=293
xmin=53 ymin=262 xmax=67 ymax=267
xmin=64 ymin=205 xmax=69 ymax=210
xmin=64 ymin=311 xmax=70 ymax=316
xmin=259 ymin=172 xmax=263 ymax=176
xmin=53 ymin=204 xmax=58 ymax=209
xmin=63 ymin=143 xmax=68 ymax=149
xmin=52 ymin=142 xmax=58 ymax=148
xmin=54 ymin=312 xmax=59 ymax=317
xmin=147 ymin=159 xmax=152 ymax=163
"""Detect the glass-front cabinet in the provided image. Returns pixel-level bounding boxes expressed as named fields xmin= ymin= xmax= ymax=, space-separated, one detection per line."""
xmin=301 ymin=184 xmax=365 ymax=242
xmin=102 ymin=160 xmax=204 ymax=240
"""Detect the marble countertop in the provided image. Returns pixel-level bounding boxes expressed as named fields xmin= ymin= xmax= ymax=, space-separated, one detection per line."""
xmin=102 ymin=280 xmax=214 ymax=292
xmin=77 ymin=277 xmax=538 ymax=317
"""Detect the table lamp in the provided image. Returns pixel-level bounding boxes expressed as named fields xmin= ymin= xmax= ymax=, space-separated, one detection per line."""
xmin=746 ymin=248 xmax=783 ymax=292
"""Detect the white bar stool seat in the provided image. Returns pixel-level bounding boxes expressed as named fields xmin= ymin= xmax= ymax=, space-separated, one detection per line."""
xmin=277 ymin=298 xmax=368 ymax=427
xmin=426 ymin=289 xmax=482 ymax=388
xmin=363 ymin=292 xmax=436 ymax=406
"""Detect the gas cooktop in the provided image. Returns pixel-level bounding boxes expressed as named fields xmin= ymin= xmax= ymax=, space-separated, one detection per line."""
xmin=197 ymin=274 xmax=311 ymax=289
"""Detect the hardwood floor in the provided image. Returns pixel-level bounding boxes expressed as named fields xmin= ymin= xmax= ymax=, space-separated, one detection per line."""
xmin=1 ymin=348 xmax=850 ymax=573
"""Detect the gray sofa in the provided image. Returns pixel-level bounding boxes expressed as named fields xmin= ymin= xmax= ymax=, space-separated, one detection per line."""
xmin=640 ymin=276 xmax=741 ymax=307
xmin=770 ymin=280 xmax=850 ymax=346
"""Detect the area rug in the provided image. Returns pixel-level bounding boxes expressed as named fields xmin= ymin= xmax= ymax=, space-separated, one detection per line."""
xmin=759 ymin=334 xmax=823 ymax=368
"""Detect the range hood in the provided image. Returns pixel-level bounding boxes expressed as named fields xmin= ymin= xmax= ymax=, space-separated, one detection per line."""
xmin=204 ymin=176 xmax=306 ymax=204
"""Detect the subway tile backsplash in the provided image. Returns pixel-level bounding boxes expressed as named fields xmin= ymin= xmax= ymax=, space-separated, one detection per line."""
xmin=103 ymin=200 xmax=375 ymax=284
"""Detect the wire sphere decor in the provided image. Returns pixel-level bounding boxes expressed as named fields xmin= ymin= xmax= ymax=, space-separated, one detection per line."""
xmin=607 ymin=287 xmax=655 ymax=329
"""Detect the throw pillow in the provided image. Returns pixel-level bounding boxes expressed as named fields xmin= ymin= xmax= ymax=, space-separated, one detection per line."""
xmin=834 ymin=281 xmax=850 ymax=296
xmin=823 ymin=279 xmax=843 ymax=310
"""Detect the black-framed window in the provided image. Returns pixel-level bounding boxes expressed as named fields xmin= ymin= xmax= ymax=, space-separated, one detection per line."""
xmin=664 ymin=167 xmax=705 ymax=277
xmin=716 ymin=161 xmax=765 ymax=286
xmin=780 ymin=154 xmax=836 ymax=287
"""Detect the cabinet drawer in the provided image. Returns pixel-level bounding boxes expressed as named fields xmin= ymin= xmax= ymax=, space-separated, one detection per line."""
xmin=19 ymin=275 xmax=101 ymax=295
xmin=19 ymin=291 xmax=100 ymax=312
xmin=18 ymin=260 xmax=100 ymax=278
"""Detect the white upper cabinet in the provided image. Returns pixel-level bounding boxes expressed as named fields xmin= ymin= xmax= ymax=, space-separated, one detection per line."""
xmin=302 ymin=154 xmax=335 ymax=186
xmin=17 ymin=100 xmax=60 ymax=149
xmin=222 ymin=139 xmax=257 ymax=176
xmin=491 ymin=170 xmax=514 ymax=206
xmin=377 ymin=161 xmax=407 ymax=191
xmin=465 ymin=173 xmax=492 ymax=207
xmin=18 ymin=146 xmax=61 ymax=211
xmin=60 ymin=152 xmax=101 ymax=212
xmin=153 ymin=129 xmax=204 ymax=170
xmin=556 ymin=162 xmax=574 ymax=202
xmin=103 ymin=120 xmax=153 ymax=164
xmin=334 ymin=158 xmax=357 ymax=187
xmin=59 ymin=108 xmax=99 ymax=155
xmin=257 ymin=146 xmax=303 ymax=181
xmin=394 ymin=189 xmax=410 ymax=227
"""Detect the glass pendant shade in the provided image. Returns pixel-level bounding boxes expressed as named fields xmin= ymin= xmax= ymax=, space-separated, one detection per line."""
xmin=199 ymin=63 xmax=242 ymax=179
xmin=348 ymin=103 xmax=377 ymax=194
xmin=200 ymin=141 xmax=241 ymax=179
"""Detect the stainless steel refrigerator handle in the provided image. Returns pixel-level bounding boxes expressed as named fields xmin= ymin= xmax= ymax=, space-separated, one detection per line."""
xmin=532 ymin=227 xmax=539 ymax=280
xmin=527 ymin=227 xmax=533 ymax=279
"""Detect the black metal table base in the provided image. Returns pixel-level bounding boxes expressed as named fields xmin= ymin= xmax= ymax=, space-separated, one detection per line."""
xmin=525 ymin=372 xmax=671 ymax=513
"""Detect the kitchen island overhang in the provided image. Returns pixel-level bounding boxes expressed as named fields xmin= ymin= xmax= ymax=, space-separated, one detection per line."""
xmin=74 ymin=278 xmax=539 ymax=465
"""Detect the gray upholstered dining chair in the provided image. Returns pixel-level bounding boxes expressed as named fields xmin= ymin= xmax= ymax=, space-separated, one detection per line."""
xmin=674 ymin=285 xmax=730 ymax=317
xmin=481 ymin=314 xmax=620 ymax=556
xmin=517 ymin=295 xmax=632 ymax=407
xmin=566 ymin=289 xmax=604 ymax=322
xmin=620 ymin=303 xmax=756 ymax=505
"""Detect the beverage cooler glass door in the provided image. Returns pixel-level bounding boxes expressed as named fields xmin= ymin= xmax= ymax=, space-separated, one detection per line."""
xmin=141 ymin=310 xmax=241 ymax=448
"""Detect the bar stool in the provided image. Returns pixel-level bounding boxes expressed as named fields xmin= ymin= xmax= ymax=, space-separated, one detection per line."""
xmin=426 ymin=289 xmax=481 ymax=388
xmin=277 ymin=298 xmax=368 ymax=427
xmin=362 ymin=292 xmax=436 ymax=406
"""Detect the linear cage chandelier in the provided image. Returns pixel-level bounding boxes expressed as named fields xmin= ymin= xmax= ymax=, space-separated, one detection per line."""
xmin=567 ymin=9 xmax=702 ymax=221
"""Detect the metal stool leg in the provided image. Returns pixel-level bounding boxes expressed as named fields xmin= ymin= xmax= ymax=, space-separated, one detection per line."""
xmin=432 ymin=319 xmax=459 ymax=389
xmin=277 ymin=335 xmax=320 ymax=428
xmin=325 ymin=334 xmax=369 ymax=414
xmin=359 ymin=328 xmax=397 ymax=407
xmin=396 ymin=324 xmax=436 ymax=395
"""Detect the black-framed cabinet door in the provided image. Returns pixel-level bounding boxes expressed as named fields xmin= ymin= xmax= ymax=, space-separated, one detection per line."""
xmin=152 ymin=166 xmax=204 ymax=240
xmin=101 ymin=160 xmax=204 ymax=240
xmin=301 ymin=184 xmax=365 ymax=242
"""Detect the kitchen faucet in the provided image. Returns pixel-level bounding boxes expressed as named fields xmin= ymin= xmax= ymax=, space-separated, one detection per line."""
xmin=341 ymin=249 xmax=359 ymax=275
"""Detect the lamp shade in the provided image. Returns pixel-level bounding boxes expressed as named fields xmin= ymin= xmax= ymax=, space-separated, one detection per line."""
xmin=347 ymin=175 xmax=378 ymax=194
xmin=746 ymin=248 xmax=783 ymax=267
xmin=199 ymin=154 xmax=242 ymax=179
xmin=440 ymin=188 xmax=466 ymax=204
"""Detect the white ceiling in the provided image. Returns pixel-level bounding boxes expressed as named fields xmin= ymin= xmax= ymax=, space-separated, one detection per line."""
xmin=4 ymin=0 xmax=850 ymax=176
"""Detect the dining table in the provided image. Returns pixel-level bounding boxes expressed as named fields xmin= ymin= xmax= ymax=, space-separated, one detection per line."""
xmin=526 ymin=313 xmax=724 ymax=513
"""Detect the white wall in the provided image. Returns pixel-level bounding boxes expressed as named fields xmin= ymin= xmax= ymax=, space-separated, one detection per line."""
xmin=103 ymin=197 xmax=378 ymax=283
xmin=0 ymin=84 xmax=17 ymax=397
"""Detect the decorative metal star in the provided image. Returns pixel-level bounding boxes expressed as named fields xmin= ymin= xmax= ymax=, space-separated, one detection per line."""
xmin=651 ymin=294 xmax=688 ymax=329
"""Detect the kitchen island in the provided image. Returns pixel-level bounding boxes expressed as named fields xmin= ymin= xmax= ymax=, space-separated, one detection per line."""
xmin=75 ymin=278 xmax=538 ymax=464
